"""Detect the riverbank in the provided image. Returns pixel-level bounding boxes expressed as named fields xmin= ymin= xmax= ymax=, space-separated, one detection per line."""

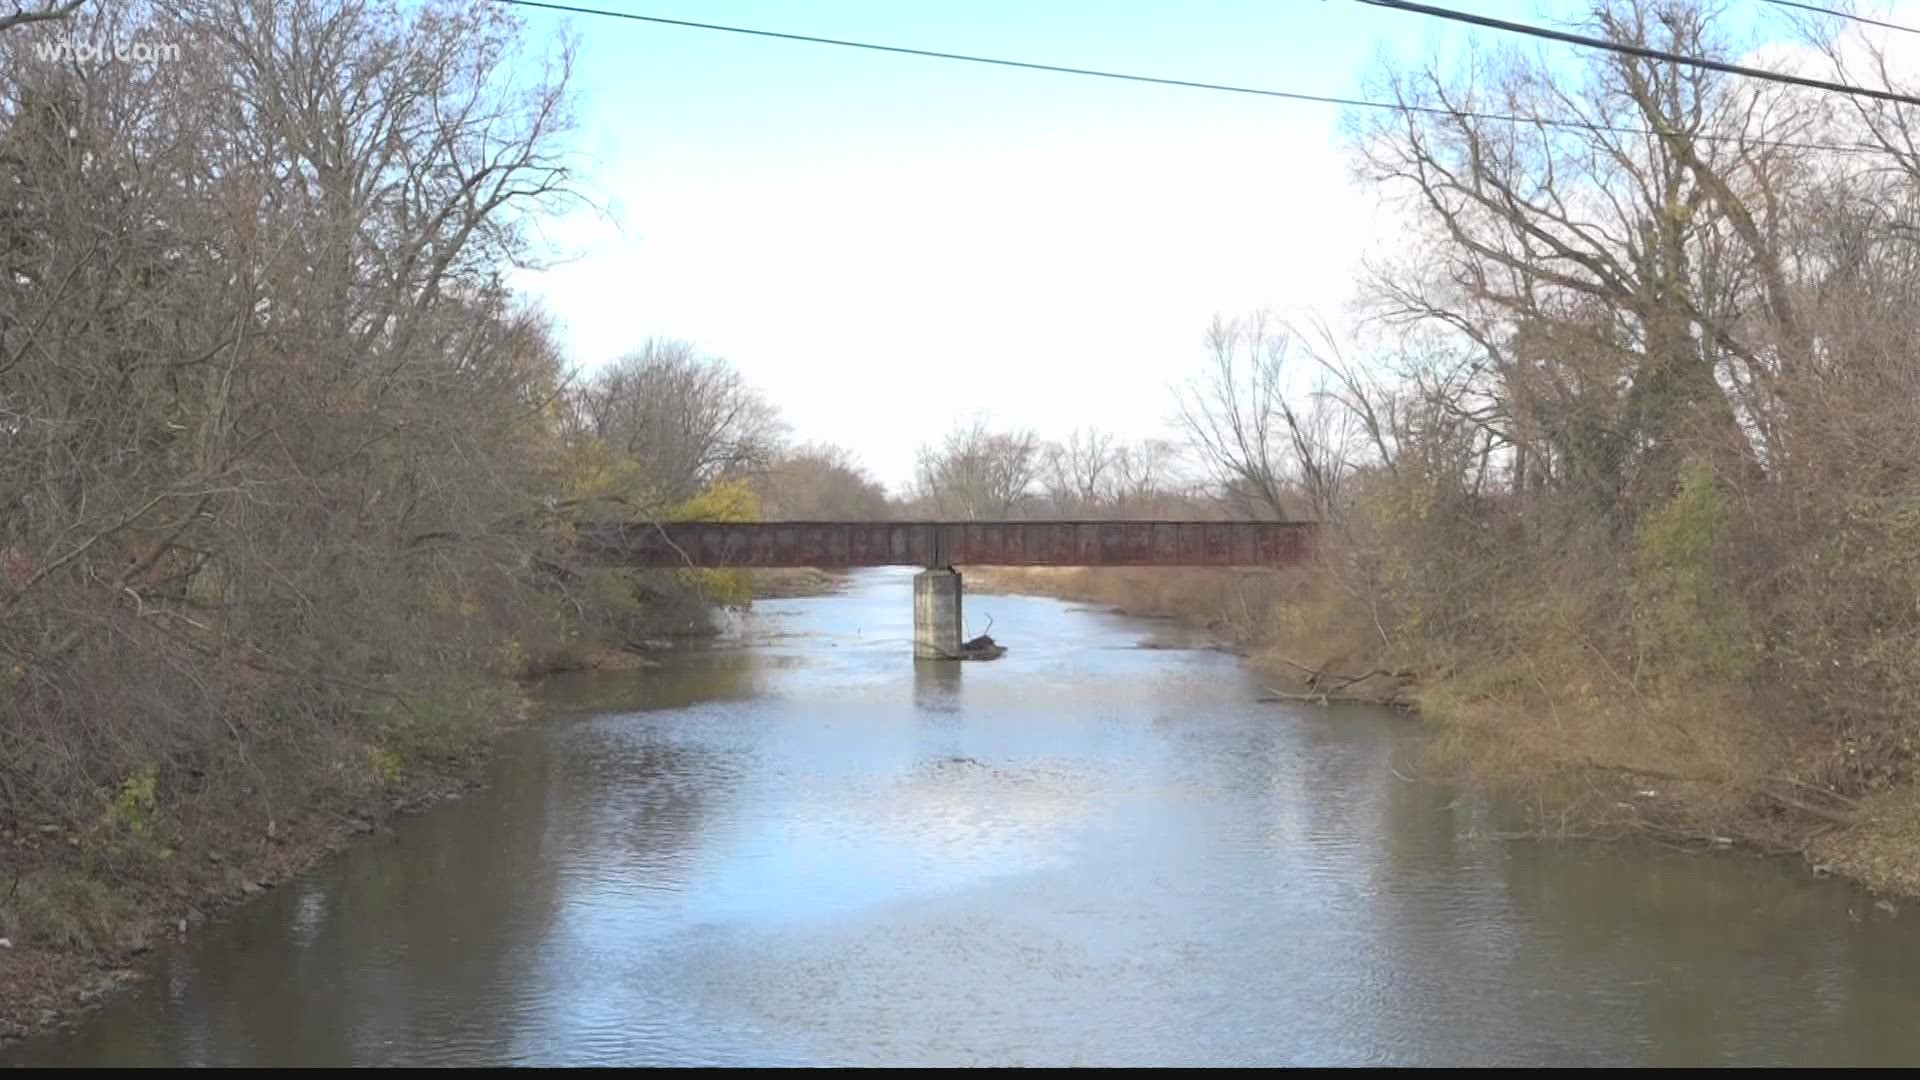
xmin=966 ymin=565 xmax=1383 ymax=687
xmin=971 ymin=565 xmax=1920 ymax=899
xmin=966 ymin=566 xmax=1266 ymax=650
xmin=749 ymin=568 xmax=851 ymax=599
xmin=16 ymin=572 xmax=1915 ymax=1067
xmin=0 ymin=691 xmax=522 ymax=1046
xmin=9 ymin=561 xmax=1911 ymax=1049
xmin=0 ymin=575 xmax=848 ymax=1047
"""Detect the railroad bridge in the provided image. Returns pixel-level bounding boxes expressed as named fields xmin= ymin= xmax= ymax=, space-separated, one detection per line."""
xmin=577 ymin=520 xmax=1314 ymax=660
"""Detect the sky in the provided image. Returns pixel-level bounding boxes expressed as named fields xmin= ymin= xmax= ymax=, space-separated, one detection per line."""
xmin=499 ymin=0 xmax=1838 ymax=493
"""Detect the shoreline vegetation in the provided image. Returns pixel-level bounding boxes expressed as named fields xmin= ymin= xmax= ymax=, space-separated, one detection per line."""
xmin=9 ymin=0 xmax=1920 ymax=1055
xmin=3 ymin=0 xmax=880 ymax=1046
xmin=969 ymin=565 xmax=1920 ymax=901
xmin=747 ymin=568 xmax=852 ymax=601
xmin=949 ymin=0 xmax=1920 ymax=918
xmin=1 ymin=567 xmax=846 ymax=1046
xmin=0 ymin=723 xmax=504 ymax=1046
xmin=4 ymin=546 xmax=1910 ymax=1046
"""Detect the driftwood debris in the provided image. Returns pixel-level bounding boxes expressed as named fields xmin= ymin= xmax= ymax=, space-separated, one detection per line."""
xmin=1257 ymin=654 xmax=1416 ymax=707
xmin=956 ymin=614 xmax=1007 ymax=661
xmin=957 ymin=633 xmax=1007 ymax=661
xmin=1258 ymin=686 xmax=1380 ymax=706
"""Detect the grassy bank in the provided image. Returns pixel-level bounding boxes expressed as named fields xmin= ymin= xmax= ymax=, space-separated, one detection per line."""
xmin=0 ymin=682 xmax=524 ymax=1046
xmin=0 ymin=567 xmax=810 ymax=1046
xmin=0 ymin=560 xmax=843 ymax=1046
xmin=966 ymin=565 xmax=1407 ymax=700
xmin=966 ymin=566 xmax=1298 ymax=655
xmin=972 ymin=557 xmax=1920 ymax=898
xmin=748 ymin=568 xmax=851 ymax=600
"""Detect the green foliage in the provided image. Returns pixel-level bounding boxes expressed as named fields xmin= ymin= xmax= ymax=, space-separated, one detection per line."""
xmin=374 ymin=671 xmax=505 ymax=765
xmin=669 ymin=480 xmax=762 ymax=606
xmin=2 ymin=870 xmax=136 ymax=951
xmin=669 ymin=478 xmax=762 ymax=523
xmin=1632 ymin=465 xmax=1752 ymax=681
xmin=559 ymin=437 xmax=657 ymax=521
xmin=368 ymin=745 xmax=405 ymax=786
xmin=1637 ymin=465 xmax=1724 ymax=581
xmin=104 ymin=765 xmax=159 ymax=838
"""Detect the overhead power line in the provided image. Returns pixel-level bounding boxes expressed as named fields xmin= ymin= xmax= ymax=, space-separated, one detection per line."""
xmin=489 ymin=0 xmax=1877 ymax=154
xmin=485 ymin=0 xmax=1481 ymax=110
xmin=1759 ymin=0 xmax=1920 ymax=35
xmin=1353 ymin=0 xmax=1920 ymax=107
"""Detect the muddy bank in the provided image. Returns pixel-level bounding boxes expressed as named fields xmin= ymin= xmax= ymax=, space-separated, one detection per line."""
xmin=0 ymin=716 xmax=513 ymax=1046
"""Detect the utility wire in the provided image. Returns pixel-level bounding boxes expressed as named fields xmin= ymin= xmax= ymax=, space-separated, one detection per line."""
xmin=1759 ymin=0 xmax=1920 ymax=35
xmin=490 ymin=0 xmax=1878 ymax=153
xmin=484 ymin=0 xmax=1485 ymax=110
xmin=1353 ymin=0 xmax=1920 ymax=106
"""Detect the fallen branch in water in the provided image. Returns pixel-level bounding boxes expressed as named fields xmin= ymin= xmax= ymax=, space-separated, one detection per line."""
xmin=1758 ymin=786 xmax=1861 ymax=827
xmin=1267 ymin=654 xmax=1415 ymax=692
xmin=1574 ymin=760 xmax=1720 ymax=785
xmin=1259 ymin=685 xmax=1400 ymax=706
xmin=955 ymin=628 xmax=1006 ymax=661
xmin=1763 ymin=775 xmax=1862 ymax=809
xmin=1259 ymin=651 xmax=1418 ymax=706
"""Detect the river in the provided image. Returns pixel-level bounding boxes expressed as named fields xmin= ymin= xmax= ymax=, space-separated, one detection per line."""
xmin=6 ymin=567 xmax=1918 ymax=1066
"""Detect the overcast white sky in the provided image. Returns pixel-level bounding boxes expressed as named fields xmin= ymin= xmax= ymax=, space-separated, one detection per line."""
xmin=503 ymin=0 xmax=1862 ymax=493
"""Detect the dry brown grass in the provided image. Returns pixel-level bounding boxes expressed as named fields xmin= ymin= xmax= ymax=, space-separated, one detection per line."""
xmin=748 ymin=568 xmax=849 ymax=599
xmin=967 ymin=566 xmax=1278 ymax=635
xmin=976 ymin=543 xmax=1920 ymax=893
xmin=967 ymin=562 xmax=1409 ymax=703
xmin=1808 ymin=787 xmax=1920 ymax=896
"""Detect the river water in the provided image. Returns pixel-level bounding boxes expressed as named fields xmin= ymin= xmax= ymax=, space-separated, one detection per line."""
xmin=7 ymin=567 xmax=1919 ymax=1066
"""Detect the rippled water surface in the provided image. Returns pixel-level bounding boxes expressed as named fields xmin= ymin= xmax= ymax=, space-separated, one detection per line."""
xmin=8 ymin=568 xmax=1920 ymax=1066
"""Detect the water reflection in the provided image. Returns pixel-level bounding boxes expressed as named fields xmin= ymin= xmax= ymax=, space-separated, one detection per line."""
xmin=537 ymin=648 xmax=779 ymax=717
xmin=911 ymin=659 xmax=962 ymax=715
xmin=7 ymin=569 xmax=1920 ymax=1066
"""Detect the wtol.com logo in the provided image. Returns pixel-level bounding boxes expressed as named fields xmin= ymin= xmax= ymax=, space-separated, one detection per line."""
xmin=32 ymin=37 xmax=182 ymax=64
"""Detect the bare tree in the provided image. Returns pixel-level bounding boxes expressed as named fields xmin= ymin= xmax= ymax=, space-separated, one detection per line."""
xmin=1039 ymin=428 xmax=1119 ymax=516
xmin=0 ymin=0 xmax=83 ymax=34
xmin=1350 ymin=0 xmax=1815 ymax=512
xmin=758 ymin=443 xmax=890 ymax=520
xmin=1174 ymin=312 xmax=1349 ymax=520
xmin=1110 ymin=439 xmax=1186 ymax=511
xmin=573 ymin=339 xmax=787 ymax=506
xmin=0 ymin=0 xmax=589 ymax=828
xmin=912 ymin=418 xmax=1040 ymax=520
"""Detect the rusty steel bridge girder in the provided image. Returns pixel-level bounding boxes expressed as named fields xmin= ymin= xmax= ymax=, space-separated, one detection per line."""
xmin=576 ymin=520 xmax=1314 ymax=570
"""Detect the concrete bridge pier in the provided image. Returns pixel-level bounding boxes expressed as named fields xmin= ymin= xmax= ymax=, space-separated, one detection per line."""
xmin=913 ymin=567 xmax=963 ymax=660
